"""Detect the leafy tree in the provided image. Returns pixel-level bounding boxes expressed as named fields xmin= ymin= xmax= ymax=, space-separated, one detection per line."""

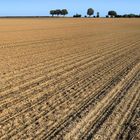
xmin=55 ymin=9 xmax=62 ymax=16
xmin=52 ymin=10 xmax=57 ymax=16
xmin=61 ymin=9 xmax=68 ymax=16
xmin=50 ymin=10 xmax=55 ymax=17
xmin=87 ymin=8 xmax=94 ymax=17
xmin=108 ymin=11 xmax=117 ymax=17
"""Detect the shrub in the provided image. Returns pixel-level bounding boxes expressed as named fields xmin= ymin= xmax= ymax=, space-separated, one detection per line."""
xmin=97 ymin=12 xmax=100 ymax=18
xmin=73 ymin=14 xmax=82 ymax=18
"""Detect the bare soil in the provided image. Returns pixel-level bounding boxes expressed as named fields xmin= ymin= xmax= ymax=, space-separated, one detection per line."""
xmin=0 ymin=18 xmax=140 ymax=140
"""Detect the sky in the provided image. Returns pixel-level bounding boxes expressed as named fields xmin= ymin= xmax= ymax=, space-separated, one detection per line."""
xmin=0 ymin=0 xmax=140 ymax=17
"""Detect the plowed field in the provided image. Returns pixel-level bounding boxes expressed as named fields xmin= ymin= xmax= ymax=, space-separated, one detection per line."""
xmin=0 ymin=18 xmax=140 ymax=140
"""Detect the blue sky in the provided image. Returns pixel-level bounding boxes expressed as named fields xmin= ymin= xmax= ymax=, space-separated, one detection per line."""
xmin=0 ymin=0 xmax=140 ymax=17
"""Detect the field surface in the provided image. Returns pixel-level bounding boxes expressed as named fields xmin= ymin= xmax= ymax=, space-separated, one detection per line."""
xmin=0 ymin=18 xmax=140 ymax=140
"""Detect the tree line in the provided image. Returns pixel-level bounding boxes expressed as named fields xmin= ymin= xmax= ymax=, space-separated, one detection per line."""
xmin=50 ymin=8 xmax=140 ymax=18
xmin=106 ymin=11 xmax=140 ymax=18
xmin=50 ymin=9 xmax=68 ymax=17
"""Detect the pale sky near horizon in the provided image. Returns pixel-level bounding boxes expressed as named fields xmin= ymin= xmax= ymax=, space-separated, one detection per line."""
xmin=0 ymin=0 xmax=139 ymax=17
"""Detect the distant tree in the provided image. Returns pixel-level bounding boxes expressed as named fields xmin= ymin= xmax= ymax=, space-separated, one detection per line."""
xmin=61 ymin=9 xmax=68 ymax=16
xmin=97 ymin=12 xmax=100 ymax=18
xmin=55 ymin=9 xmax=62 ymax=16
xmin=116 ymin=14 xmax=136 ymax=18
xmin=122 ymin=14 xmax=140 ymax=18
xmin=50 ymin=10 xmax=55 ymax=17
xmin=128 ymin=14 xmax=136 ymax=18
xmin=115 ymin=15 xmax=122 ymax=18
xmin=123 ymin=14 xmax=128 ymax=18
xmin=108 ymin=11 xmax=117 ymax=17
xmin=87 ymin=8 xmax=94 ymax=17
xmin=73 ymin=14 xmax=82 ymax=18
xmin=53 ymin=10 xmax=57 ymax=16
xmin=106 ymin=15 xmax=109 ymax=18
